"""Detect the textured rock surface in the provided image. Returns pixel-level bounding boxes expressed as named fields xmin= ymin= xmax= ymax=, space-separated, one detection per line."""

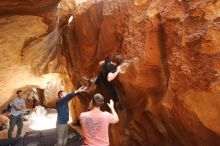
xmin=0 ymin=0 xmax=220 ymax=146
xmin=0 ymin=0 xmax=72 ymax=109
xmin=63 ymin=0 xmax=220 ymax=146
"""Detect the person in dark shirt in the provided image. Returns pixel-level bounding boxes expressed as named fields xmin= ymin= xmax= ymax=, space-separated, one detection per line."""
xmin=56 ymin=86 xmax=87 ymax=146
xmin=95 ymin=54 xmax=122 ymax=109
xmin=2 ymin=104 xmax=11 ymax=114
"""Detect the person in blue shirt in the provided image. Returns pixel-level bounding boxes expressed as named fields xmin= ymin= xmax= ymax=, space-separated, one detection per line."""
xmin=56 ymin=86 xmax=87 ymax=146
xmin=8 ymin=90 xmax=25 ymax=139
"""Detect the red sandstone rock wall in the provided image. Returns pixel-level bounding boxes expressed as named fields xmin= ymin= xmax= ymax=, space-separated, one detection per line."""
xmin=62 ymin=0 xmax=220 ymax=146
xmin=0 ymin=0 xmax=220 ymax=146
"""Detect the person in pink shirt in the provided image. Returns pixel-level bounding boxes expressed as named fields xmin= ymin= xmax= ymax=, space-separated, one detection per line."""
xmin=80 ymin=93 xmax=119 ymax=146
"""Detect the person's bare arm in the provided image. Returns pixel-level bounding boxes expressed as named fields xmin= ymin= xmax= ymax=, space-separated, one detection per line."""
xmin=74 ymin=86 xmax=87 ymax=94
xmin=107 ymin=100 xmax=119 ymax=123
xmin=21 ymin=103 xmax=26 ymax=110
xmin=12 ymin=104 xmax=22 ymax=110
xmin=107 ymin=66 xmax=121 ymax=82
xmin=99 ymin=60 xmax=105 ymax=66
xmin=58 ymin=86 xmax=87 ymax=104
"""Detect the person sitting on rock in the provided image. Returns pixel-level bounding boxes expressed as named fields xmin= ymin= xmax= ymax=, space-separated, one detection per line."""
xmin=95 ymin=54 xmax=123 ymax=109
xmin=0 ymin=115 xmax=9 ymax=131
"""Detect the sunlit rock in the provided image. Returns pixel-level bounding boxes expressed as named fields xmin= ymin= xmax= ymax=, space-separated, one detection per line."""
xmin=0 ymin=0 xmax=220 ymax=146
